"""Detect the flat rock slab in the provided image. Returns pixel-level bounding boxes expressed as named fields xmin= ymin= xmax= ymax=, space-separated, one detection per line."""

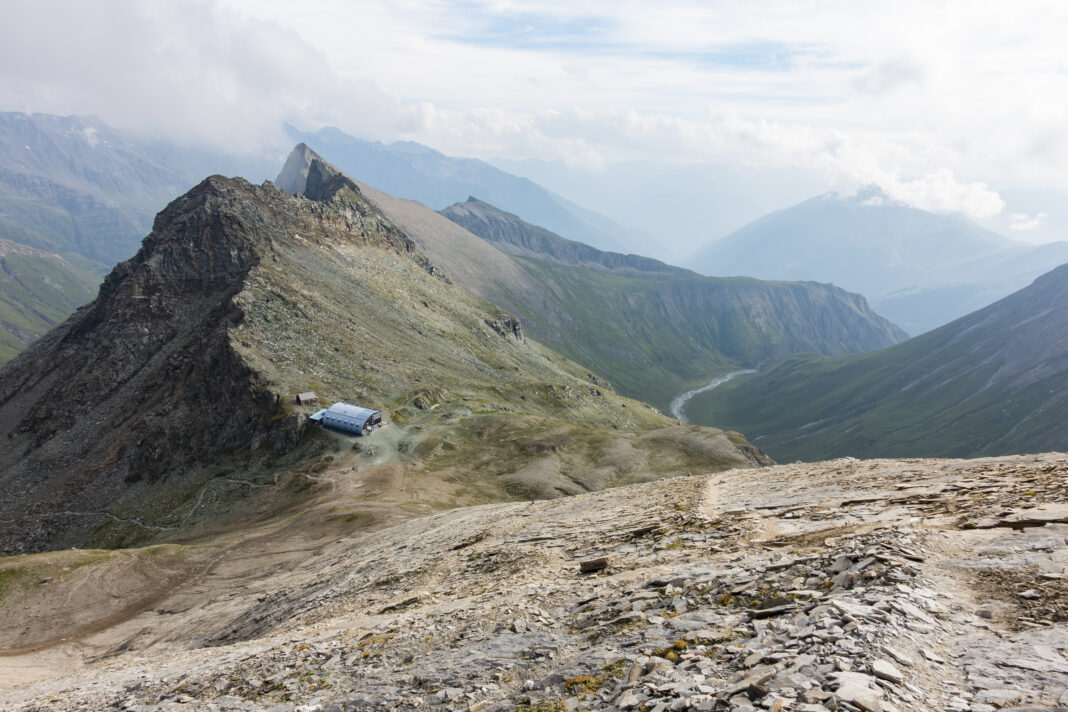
xmin=871 ymin=658 xmax=903 ymax=684
xmin=1000 ymin=504 xmax=1068 ymax=528
xmin=830 ymin=671 xmax=886 ymax=712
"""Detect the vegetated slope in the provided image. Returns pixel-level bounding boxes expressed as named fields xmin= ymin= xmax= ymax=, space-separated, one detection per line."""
xmin=0 ymin=111 xmax=275 ymax=268
xmin=415 ymin=190 xmax=904 ymax=410
xmin=0 ymin=237 xmax=100 ymax=362
xmin=687 ymin=262 xmax=1068 ymax=460
xmin=0 ymin=154 xmax=768 ymax=556
xmin=286 ymin=125 xmax=639 ymax=252
xmin=686 ymin=186 xmax=1068 ymax=335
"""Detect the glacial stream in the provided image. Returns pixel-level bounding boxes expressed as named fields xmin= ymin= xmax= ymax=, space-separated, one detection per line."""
xmin=669 ymin=369 xmax=757 ymax=424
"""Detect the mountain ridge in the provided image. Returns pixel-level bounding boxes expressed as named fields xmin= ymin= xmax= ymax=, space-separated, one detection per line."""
xmin=686 ymin=187 xmax=1068 ymax=335
xmin=440 ymin=196 xmax=681 ymax=276
xmin=413 ymin=189 xmax=907 ymax=410
xmin=686 ymin=259 xmax=1068 ymax=460
xmin=285 ymin=125 xmax=640 ymax=253
xmin=0 ymin=149 xmax=770 ymax=555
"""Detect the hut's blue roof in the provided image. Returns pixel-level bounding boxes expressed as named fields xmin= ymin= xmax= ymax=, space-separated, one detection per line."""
xmin=327 ymin=403 xmax=378 ymax=419
xmin=324 ymin=402 xmax=379 ymax=426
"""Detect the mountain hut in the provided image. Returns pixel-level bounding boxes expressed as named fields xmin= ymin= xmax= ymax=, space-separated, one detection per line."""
xmin=296 ymin=391 xmax=319 ymax=406
xmin=319 ymin=402 xmax=382 ymax=435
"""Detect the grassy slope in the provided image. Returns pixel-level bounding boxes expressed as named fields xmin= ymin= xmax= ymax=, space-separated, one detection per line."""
xmin=687 ymin=263 xmax=1068 ymax=460
xmin=0 ymin=239 xmax=101 ymax=362
xmin=493 ymin=259 xmax=733 ymax=409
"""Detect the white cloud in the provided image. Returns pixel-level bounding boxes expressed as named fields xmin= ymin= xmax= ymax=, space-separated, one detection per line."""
xmin=1010 ymin=211 xmax=1049 ymax=231
xmin=5 ymin=0 xmax=1068 ymax=218
xmin=0 ymin=0 xmax=416 ymax=151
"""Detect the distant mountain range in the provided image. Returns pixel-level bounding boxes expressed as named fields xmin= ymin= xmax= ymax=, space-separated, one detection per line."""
xmin=0 ymin=113 xmax=658 ymax=363
xmin=286 ymin=125 xmax=640 ymax=253
xmin=687 ymin=260 xmax=1068 ymax=460
xmin=0 ymin=112 xmax=275 ymax=268
xmin=686 ymin=187 xmax=1068 ymax=335
xmin=0 ymin=111 xmax=280 ymax=364
xmin=425 ymin=189 xmax=904 ymax=412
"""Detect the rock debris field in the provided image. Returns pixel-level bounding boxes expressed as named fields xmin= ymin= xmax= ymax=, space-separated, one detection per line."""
xmin=2 ymin=453 xmax=1068 ymax=711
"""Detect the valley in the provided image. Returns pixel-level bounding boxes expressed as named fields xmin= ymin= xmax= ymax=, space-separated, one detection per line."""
xmin=5 ymin=6 xmax=1068 ymax=712
xmin=669 ymin=369 xmax=757 ymax=423
xmin=687 ymin=260 xmax=1068 ymax=462
xmin=426 ymin=192 xmax=903 ymax=413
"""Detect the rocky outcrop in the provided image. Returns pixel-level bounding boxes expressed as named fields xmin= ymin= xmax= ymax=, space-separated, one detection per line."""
xmin=4 ymin=453 xmax=1066 ymax=710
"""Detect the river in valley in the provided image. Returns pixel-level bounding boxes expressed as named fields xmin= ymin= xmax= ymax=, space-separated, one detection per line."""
xmin=669 ymin=369 xmax=757 ymax=423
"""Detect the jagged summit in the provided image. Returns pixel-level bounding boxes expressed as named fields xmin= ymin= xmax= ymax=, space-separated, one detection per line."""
xmin=274 ymin=142 xmax=316 ymax=195
xmin=275 ymin=142 xmax=364 ymax=203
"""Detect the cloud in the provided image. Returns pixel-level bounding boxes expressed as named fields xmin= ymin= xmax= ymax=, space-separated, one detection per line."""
xmin=1 ymin=0 xmax=1063 ymax=218
xmin=1010 ymin=211 xmax=1049 ymax=231
xmin=881 ymin=171 xmax=1004 ymax=219
xmin=0 ymin=0 xmax=414 ymax=151
xmin=399 ymin=104 xmax=1005 ymax=218
xmin=852 ymin=59 xmax=925 ymax=95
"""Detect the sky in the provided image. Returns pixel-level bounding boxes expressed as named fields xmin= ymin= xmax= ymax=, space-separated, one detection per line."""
xmin=1 ymin=0 xmax=1066 ymax=233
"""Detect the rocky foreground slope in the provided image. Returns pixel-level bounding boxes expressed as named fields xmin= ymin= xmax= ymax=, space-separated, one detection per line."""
xmin=2 ymin=453 xmax=1066 ymax=711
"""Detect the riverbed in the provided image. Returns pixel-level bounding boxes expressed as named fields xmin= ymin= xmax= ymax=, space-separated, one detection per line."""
xmin=669 ymin=369 xmax=757 ymax=423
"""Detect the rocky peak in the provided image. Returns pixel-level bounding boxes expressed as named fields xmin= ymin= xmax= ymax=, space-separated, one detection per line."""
xmin=274 ymin=142 xmax=316 ymax=195
xmin=0 ymin=176 xmax=312 ymax=554
xmin=276 ymin=142 xmax=363 ymax=204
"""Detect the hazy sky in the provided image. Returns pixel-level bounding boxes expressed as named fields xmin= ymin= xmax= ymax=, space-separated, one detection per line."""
xmin=1 ymin=0 xmax=1066 ymax=226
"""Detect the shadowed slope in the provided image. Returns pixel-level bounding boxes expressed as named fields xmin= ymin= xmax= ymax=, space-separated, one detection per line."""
xmin=689 ymin=261 xmax=1068 ymax=460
